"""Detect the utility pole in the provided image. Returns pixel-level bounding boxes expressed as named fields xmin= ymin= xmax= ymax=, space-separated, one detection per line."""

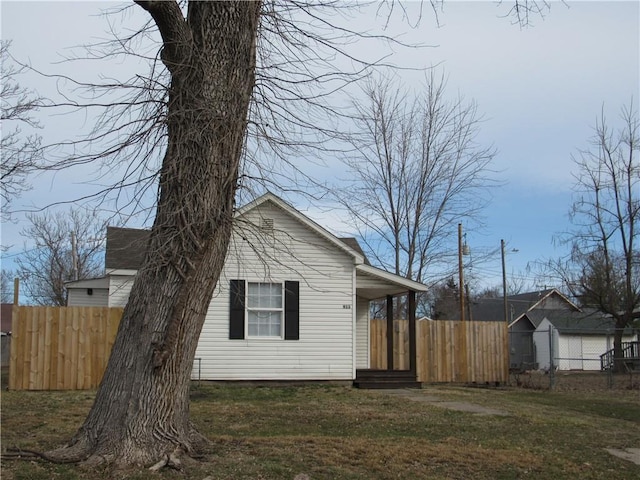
xmin=458 ymin=223 xmax=465 ymax=322
xmin=502 ymin=239 xmax=508 ymax=323
xmin=71 ymin=231 xmax=79 ymax=281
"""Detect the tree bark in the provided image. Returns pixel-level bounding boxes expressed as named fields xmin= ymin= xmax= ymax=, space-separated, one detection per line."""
xmin=45 ymin=0 xmax=262 ymax=467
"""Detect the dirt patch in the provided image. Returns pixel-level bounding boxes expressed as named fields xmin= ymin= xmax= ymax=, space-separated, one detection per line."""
xmin=510 ymin=370 xmax=640 ymax=392
xmin=375 ymin=389 xmax=509 ymax=416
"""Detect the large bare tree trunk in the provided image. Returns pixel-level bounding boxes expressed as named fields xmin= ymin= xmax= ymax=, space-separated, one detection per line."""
xmin=46 ymin=1 xmax=261 ymax=467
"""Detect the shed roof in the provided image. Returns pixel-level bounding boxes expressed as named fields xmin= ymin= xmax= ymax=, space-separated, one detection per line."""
xmin=64 ymin=277 xmax=110 ymax=289
xmin=527 ymin=308 xmax=635 ymax=335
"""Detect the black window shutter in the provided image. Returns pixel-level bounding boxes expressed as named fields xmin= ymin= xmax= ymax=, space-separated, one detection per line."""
xmin=229 ymin=280 xmax=245 ymax=339
xmin=284 ymin=280 xmax=299 ymax=340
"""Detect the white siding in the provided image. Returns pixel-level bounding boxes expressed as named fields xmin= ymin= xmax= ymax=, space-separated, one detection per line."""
xmin=536 ymin=319 xmax=638 ymax=371
xmin=558 ymin=335 xmax=583 ymax=370
xmin=533 ymin=319 xmax=556 ymax=371
xmin=558 ymin=334 xmax=638 ymax=371
xmin=194 ymin=201 xmax=356 ymax=380
xmin=579 ymin=336 xmax=605 ymax=370
xmin=67 ymin=288 xmax=109 ymax=307
xmin=108 ymin=275 xmax=135 ymax=307
xmin=355 ymin=295 xmax=369 ymax=369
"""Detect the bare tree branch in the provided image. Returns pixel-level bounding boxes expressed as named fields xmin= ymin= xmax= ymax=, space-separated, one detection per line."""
xmin=0 ymin=41 xmax=45 ymax=219
xmin=548 ymin=101 xmax=639 ymax=371
xmin=334 ymin=69 xmax=497 ymax=285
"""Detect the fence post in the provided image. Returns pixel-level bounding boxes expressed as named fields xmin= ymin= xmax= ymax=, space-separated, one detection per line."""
xmin=548 ymin=327 xmax=555 ymax=390
xmin=606 ymin=331 xmax=613 ymax=389
xmin=13 ymin=278 xmax=19 ymax=305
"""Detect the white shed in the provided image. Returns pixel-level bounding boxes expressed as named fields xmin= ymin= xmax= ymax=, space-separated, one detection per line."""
xmin=532 ymin=312 xmax=638 ymax=371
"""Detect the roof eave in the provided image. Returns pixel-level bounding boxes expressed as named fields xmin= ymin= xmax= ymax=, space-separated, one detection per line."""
xmin=356 ymin=264 xmax=428 ymax=292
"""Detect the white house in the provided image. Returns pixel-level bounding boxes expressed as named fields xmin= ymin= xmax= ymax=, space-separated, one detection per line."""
xmin=66 ymin=193 xmax=427 ymax=383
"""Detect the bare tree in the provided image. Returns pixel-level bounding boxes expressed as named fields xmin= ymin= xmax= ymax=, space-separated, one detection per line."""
xmin=552 ymin=102 xmax=639 ymax=371
xmin=335 ymin=71 xmax=496 ymax=285
xmin=9 ymin=0 xmax=550 ymax=470
xmin=1 ymin=270 xmax=14 ymax=303
xmin=15 ymin=209 xmax=106 ymax=306
xmin=0 ymin=40 xmax=44 ymax=221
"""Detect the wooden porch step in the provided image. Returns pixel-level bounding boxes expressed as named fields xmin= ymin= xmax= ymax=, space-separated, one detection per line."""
xmin=353 ymin=369 xmax=421 ymax=389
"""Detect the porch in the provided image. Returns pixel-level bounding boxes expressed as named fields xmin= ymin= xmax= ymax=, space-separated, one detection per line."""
xmin=353 ymin=264 xmax=425 ymax=389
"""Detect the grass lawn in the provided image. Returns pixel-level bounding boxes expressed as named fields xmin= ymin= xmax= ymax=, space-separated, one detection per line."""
xmin=1 ymin=382 xmax=639 ymax=479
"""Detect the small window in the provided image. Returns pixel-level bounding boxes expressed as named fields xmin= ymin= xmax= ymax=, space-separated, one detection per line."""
xmin=247 ymin=282 xmax=282 ymax=337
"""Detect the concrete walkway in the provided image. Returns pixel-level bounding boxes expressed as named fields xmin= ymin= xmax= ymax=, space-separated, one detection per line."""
xmin=376 ymin=389 xmax=510 ymax=416
xmin=605 ymin=448 xmax=640 ymax=465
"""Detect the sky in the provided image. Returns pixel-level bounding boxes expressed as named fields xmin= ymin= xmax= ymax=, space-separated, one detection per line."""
xmin=1 ymin=1 xmax=639 ymax=297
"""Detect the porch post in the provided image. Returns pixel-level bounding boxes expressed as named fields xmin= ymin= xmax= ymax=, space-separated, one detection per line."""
xmin=386 ymin=295 xmax=394 ymax=370
xmin=408 ymin=290 xmax=417 ymax=375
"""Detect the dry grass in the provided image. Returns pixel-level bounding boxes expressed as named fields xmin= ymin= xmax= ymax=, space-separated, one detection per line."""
xmin=1 ymin=380 xmax=639 ymax=479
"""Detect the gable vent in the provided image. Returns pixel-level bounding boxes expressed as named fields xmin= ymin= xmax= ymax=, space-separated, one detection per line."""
xmin=260 ymin=218 xmax=274 ymax=232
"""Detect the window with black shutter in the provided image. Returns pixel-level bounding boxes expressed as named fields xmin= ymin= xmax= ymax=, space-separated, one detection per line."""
xmin=229 ymin=279 xmax=299 ymax=340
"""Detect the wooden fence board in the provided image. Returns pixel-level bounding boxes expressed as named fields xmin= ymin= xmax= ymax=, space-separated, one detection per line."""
xmin=371 ymin=318 xmax=508 ymax=384
xmin=9 ymin=306 xmax=124 ymax=390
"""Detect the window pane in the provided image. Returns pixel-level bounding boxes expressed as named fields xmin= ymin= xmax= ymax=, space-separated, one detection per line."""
xmin=269 ymin=284 xmax=282 ymax=308
xmin=248 ymin=310 xmax=282 ymax=337
xmin=248 ymin=322 xmax=258 ymax=336
xmin=247 ymin=282 xmax=282 ymax=308
xmin=247 ymin=283 xmax=260 ymax=308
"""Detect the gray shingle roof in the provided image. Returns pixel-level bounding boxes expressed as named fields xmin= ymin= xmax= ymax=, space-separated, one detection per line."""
xmin=463 ymin=289 xmax=575 ymax=323
xmin=338 ymin=237 xmax=370 ymax=265
xmin=524 ymin=308 xmax=634 ymax=334
xmin=105 ymin=226 xmax=150 ymax=270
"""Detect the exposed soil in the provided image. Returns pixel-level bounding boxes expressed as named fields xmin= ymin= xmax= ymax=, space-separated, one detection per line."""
xmin=509 ymin=369 xmax=640 ymax=392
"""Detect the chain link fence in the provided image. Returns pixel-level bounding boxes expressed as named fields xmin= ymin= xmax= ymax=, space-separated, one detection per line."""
xmin=509 ymin=328 xmax=639 ymax=391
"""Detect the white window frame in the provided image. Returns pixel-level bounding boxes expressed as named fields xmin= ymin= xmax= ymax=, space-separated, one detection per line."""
xmin=246 ymin=282 xmax=284 ymax=338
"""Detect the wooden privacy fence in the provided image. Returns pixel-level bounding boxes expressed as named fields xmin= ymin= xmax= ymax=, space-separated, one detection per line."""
xmin=9 ymin=306 xmax=123 ymax=390
xmin=371 ymin=319 xmax=509 ymax=384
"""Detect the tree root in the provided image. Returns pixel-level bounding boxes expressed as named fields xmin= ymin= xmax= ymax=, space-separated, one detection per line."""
xmin=148 ymin=447 xmax=184 ymax=472
xmin=4 ymin=424 xmax=210 ymax=473
xmin=2 ymin=446 xmax=87 ymax=464
xmin=3 ymin=443 xmax=203 ymax=474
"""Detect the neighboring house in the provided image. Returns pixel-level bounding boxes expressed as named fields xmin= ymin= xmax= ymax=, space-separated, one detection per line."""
xmin=66 ymin=192 xmax=427 ymax=383
xmin=481 ymin=289 xmax=640 ymax=371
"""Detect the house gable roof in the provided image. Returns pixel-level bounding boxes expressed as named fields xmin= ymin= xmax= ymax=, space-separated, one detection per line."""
xmin=455 ymin=288 xmax=580 ymax=324
xmin=105 ymin=193 xmax=368 ymax=272
xmin=236 ymin=192 xmax=365 ymax=265
xmin=103 ymin=193 xmax=427 ymax=296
